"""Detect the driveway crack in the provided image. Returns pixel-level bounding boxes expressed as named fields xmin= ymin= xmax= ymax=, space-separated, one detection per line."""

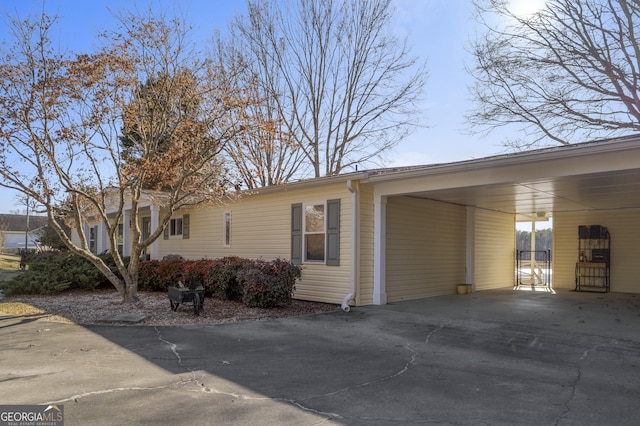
xmin=41 ymin=380 xmax=195 ymax=405
xmin=298 ymin=343 xmax=417 ymax=402
xmin=580 ymin=339 xmax=616 ymax=360
xmin=555 ymin=365 xmax=581 ymax=426
xmin=425 ymin=320 xmax=450 ymax=343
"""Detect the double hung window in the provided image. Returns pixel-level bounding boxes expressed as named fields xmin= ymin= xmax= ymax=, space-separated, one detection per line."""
xmin=304 ymin=204 xmax=325 ymax=262
xmin=163 ymin=214 xmax=190 ymax=240
xmin=291 ymin=199 xmax=340 ymax=266
xmin=170 ymin=217 xmax=183 ymax=236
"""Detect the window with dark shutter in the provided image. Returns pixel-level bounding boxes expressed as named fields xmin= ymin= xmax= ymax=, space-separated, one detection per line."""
xmin=291 ymin=203 xmax=302 ymax=265
xmin=224 ymin=211 xmax=232 ymax=247
xmin=326 ymin=199 xmax=340 ymax=266
xmin=292 ymin=200 xmax=340 ymax=266
xmin=182 ymin=214 xmax=190 ymax=239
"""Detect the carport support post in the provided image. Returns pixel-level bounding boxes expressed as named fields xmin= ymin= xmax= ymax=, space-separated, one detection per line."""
xmin=466 ymin=206 xmax=476 ymax=290
xmin=373 ymin=195 xmax=387 ymax=305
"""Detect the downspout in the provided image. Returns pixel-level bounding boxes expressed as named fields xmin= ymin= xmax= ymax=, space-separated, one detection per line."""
xmin=342 ymin=179 xmax=358 ymax=312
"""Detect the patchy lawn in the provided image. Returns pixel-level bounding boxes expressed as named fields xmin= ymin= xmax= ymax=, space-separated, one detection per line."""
xmin=0 ymin=254 xmax=21 ymax=282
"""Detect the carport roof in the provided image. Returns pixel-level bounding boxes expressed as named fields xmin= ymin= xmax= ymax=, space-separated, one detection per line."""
xmin=255 ymin=135 xmax=640 ymax=217
xmin=363 ymin=135 xmax=640 ymax=217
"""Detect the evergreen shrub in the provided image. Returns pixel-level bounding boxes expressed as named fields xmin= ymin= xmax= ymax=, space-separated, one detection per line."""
xmin=1 ymin=251 xmax=125 ymax=295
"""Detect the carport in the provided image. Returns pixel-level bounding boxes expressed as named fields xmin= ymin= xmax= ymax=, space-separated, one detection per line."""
xmin=366 ymin=136 xmax=640 ymax=304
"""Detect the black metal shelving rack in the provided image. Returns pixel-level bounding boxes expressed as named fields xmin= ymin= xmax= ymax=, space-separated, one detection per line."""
xmin=575 ymin=225 xmax=610 ymax=292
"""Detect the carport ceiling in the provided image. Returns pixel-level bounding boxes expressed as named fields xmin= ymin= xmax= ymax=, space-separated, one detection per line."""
xmin=408 ymin=168 xmax=640 ymax=216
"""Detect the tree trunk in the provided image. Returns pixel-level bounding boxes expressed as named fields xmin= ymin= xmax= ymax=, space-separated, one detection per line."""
xmin=124 ymin=281 xmax=139 ymax=303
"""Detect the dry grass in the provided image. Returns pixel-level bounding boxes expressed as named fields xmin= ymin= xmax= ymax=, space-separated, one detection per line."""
xmin=0 ymin=254 xmax=21 ymax=281
xmin=0 ymin=253 xmax=20 ymax=269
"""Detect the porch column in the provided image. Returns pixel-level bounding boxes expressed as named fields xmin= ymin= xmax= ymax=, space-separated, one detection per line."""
xmin=373 ymin=195 xmax=387 ymax=305
xmin=99 ymin=220 xmax=108 ymax=253
xmin=122 ymin=210 xmax=130 ymax=257
xmin=466 ymin=206 xmax=476 ymax=289
xmin=150 ymin=205 xmax=160 ymax=260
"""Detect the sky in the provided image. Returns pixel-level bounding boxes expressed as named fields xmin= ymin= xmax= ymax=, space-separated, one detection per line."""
xmin=0 ymin=0 xmax=545 ymax=214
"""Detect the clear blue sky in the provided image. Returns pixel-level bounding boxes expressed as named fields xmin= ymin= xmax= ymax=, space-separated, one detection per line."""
xmin=0 ymin=0 xmax=540 ymax=213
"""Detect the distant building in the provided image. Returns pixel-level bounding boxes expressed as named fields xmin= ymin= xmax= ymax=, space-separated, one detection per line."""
xmin=0 ymin=214 xmax=49 ymax=251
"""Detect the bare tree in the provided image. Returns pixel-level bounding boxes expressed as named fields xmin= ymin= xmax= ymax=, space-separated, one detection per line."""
xmin=225 ymin=0 xmax=426 ymax=179
xmin=0 ymin=10 xmax=260 ymax=302
xmin=468 ymin=0 xmax=640 ymax=149
xmin=213 ymin=34 xmax=304 ymax=189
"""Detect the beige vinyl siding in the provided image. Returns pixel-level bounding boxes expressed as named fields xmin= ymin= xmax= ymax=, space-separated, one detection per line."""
xmin=554 ymin=209 xmax=640 ymax=293
xmin=474 ymin=208 xmax=515 ymax=290
xmin=553 ymin=214 xmax=575 ymax=290
xmin=71 ymin=220 xmax=103 ymax=253
xmin=159 ymin=184 xmax=354 ymax=304
xmin=386 ymin=196 xmax=467 ymax=302
xmin=71 ymin=227 xmax=82 ymax=247
xmin=358 ymin=184 xmax=375 ymax=305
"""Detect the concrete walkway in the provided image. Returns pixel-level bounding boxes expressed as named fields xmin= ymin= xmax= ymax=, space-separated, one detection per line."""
xmin=2 ymin=288 xmax=640 ymax=425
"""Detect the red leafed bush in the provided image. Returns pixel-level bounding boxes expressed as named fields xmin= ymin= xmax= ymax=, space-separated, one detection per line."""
xmin=236 ymin=258 xmax=301 ymax=308
xmin=138 ymin=259 xmax=185 ymax=291
xmin=137 ymin=256 xmax=301 ymax=308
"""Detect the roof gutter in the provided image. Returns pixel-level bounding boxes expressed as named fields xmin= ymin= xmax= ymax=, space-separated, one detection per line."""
xmin=363 ymin=136 xmax=640 ymax=184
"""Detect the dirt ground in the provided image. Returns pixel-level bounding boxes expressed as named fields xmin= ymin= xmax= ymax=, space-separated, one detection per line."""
xmin=0 ymin=254 xmax=339 ymax=326
xmin=0 ymin=289 xmax=340 ymax=326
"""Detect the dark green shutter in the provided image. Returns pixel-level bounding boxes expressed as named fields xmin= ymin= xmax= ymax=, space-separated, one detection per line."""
xmin=291 ymin=203 xmax=302 ymax=265
xmin=182 ymin=214 xmax=190 ymax=239
xmin=326 ymin=199 xmax=340 ymax=266
xmin=164 ymin=225 xmax=169 ymax=240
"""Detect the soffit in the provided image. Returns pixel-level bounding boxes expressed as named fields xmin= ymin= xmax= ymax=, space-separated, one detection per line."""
xmin=407 ymin=167 xmax=640 ymax=215
xmin=369 ymin=137 xmax=640 ymax=217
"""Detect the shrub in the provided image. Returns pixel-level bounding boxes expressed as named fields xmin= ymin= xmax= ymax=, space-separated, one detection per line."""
xmin=184 ymin=258 xmax=215 ymax=294
xmin=236 ymin=258 xmax=301 ymax=308
xmin=1 ymin=251 xmax=126 ymax=296
xmin=138 ymin=258 xmax=204 ymax=292
xmin=136 ymin=256 xmax=247 ymax=296
xmin=1 ymin=276 xmax=71 ymax=296
xmin=137 ymin=260 xmax=162 ymax=291
xmin=206 ymin=256 xmax=249 ymax=300
xmin=154 ymin=258 xmax=185 ymax=290
xmin=2 ymin=252 xmax=302 ymax=308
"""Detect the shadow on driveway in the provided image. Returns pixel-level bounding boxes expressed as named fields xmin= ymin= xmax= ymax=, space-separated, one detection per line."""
xmin=2 ymin=289 xmax=640 ymax=425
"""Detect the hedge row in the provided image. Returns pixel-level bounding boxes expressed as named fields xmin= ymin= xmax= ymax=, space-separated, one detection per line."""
xmin=1 ymin=251 xmax=120 ymax=296
xmin=138 ymin=256 xmax=301 ymax=308
xmin=2 ymin=253 xmax=301 ymax=308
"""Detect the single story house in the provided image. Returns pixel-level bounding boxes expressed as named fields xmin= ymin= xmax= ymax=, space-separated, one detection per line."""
xmin=0 ymin=214 xmax=49 ymax=251
xmin=76 ymin=136 xmax=640 ymax=307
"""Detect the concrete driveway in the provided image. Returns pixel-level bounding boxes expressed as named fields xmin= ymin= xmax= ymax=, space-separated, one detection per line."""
xmin=2 ymin=288 xmax=640 ymax=425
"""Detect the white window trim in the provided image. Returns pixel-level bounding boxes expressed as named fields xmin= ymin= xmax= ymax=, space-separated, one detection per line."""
xmin=117 ymin=223 xmax=124 ymax=254
xmin=223 ymin=210 xmax=232 ymax=248
xmin=302 ymin=201 xmax=326 ymax=263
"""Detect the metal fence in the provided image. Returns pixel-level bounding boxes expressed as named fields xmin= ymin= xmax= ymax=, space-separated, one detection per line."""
xmin=515 ymin=249 xmax=552 ymax=288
